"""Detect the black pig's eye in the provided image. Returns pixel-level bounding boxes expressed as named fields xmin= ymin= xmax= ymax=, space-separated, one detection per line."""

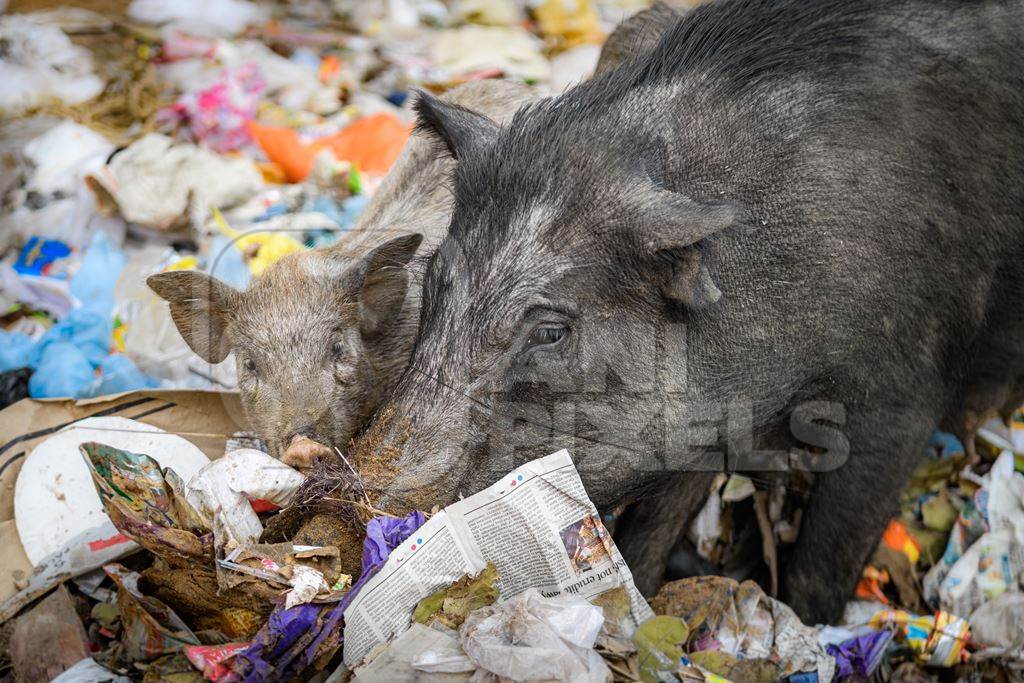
xmin=526 ymin=324 xmax=568 ymax=349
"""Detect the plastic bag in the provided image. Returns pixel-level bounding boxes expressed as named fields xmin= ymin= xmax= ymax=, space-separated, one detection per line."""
xmin=924 ymin=451 xmax=1024 ymax=615
xmin=127 ymin=0 xmax=267 ymax=38
xmin=185 ymin=448 xmax=306 ymax=547
xmin=0 ymin=331 xmax=35 ymax=373
xmin=969 ymin=592 xmax=1024 ymax=667
xmin=95 ymin=354 xmax=160 ymax=396
xmin=22 ymin=120 xmax=113 ymax=196
xmin=29 ymin=342 xmax=95 ymax=399
xmin=185 ymin=643 xmax=249 ymax=682
xmin=0 ymin=367 xmax=31 ymax=410
xmin=235 ymin=511 xmax=426 ymax=682
xmin=459 ymin=588 xmax=610 ymax=683
xmin=50 ymin=658 xmax=130 ymax=683
xmin=86 ymin=133 xmax=263 ymax=230
xmin=30 ymin=307 xmax=111 ymax=369
xmin=70 ymin=231 xmax=127 ymax=317
xmin=0 ymin=16 xmax=103 ymax=115
xmin=161 ymin=64 xmax=265 ymax=152
xmin=432 ymin=26 xmax=551 ymax=82
xmin=247 ymin=113 xmax=410 ymax=183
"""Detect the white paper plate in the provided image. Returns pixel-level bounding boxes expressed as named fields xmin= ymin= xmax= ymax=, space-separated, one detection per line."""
xmin=14 ymin=415 xmax=211 ymax=567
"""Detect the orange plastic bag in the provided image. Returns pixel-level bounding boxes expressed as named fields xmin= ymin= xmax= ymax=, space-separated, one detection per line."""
xmin=247 ymin=113 xmax=410 ymax=183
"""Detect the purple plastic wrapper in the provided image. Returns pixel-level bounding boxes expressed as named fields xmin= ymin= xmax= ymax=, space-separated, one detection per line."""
xmin=235 ymin=511 xmax=426 ymax=682
xmin=827 ymin=630 xmax=893 ymax=680
xmin=363 ymin=511 xmax=427 ymax=571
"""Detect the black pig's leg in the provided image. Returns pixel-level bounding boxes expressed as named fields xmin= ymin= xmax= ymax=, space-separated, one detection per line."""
xmin=784 ymin=410 xmax=933 ymax=624
xmin=614 ymin=471 xmax=715 ymax=597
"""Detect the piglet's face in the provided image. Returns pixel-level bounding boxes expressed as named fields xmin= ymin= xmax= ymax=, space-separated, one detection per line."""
xmin=148 ymin=234 xmax=422 ymax=467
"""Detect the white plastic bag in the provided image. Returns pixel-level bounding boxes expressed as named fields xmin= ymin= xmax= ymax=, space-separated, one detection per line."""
xmin=127 ymin=0 xmax=267 ymax=38
xmin=458 ymin=588 xmax=609 ymax=683
xmin=0 ymin=16 xmax=103 ymax=115
xmin=185 ymin=448 xmax=305 ymax=547
xmin=86 ymin=134 xmax=263 ymax=230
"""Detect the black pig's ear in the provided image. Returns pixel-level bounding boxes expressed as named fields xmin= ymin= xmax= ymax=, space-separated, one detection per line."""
xmin=636 ymin=192 xmax=739 ymax=308
xmin=358 ymin=233 xmax=424 ymax=339
xmin=413 ymin=90 xmax=499 ymax=161
xmin=147 ymin=271 xmax=238 ymax=363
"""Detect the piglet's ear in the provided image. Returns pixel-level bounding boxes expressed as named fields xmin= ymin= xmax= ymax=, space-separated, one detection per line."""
xmin=147 ymin=270 xmax=238 ymax=363
xmin=413 ymin=90 xmax=500 ymax=161
xmin=359 ymin=233 xmax=424 ymax=339
xmin=636 ymin=192 xmax=739 ymax=309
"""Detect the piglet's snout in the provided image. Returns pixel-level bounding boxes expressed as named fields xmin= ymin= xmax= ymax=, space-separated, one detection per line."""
xmin=280 ymin=434 xmax=334 ymax=469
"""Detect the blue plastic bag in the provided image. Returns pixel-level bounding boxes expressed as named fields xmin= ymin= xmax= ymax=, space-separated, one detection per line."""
xmin=94 ymin=354 xmax=160 ymax=396
xmin=30 ymin=308 xmax=111 ymax=369
xmin=29 ymin=342 xmax=95 ymax=398
xmin=70 ymin=231 xmax=125 ymax=316
xmin=0 ymin=331 xmax=34 ymax=373
xmin=207 ymin=234 xmax=251 ymax=290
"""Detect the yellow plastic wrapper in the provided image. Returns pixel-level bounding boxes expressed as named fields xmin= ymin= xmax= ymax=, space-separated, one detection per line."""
xmin=212 ymin=207 xmax=306 ymax=276
xmin=869 ymin=609 xmax=971 ymax=667
xmin=534 ymin=0 xmax=604 ymax=49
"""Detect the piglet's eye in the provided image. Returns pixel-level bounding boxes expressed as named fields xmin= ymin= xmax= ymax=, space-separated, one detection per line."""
xmin=526 ymin=324 xmax=567 ymax=349
xmin=243 ymin=358 xmax=256 ymax=372
xmin=332 ymin=341 xmax=345 ymax=358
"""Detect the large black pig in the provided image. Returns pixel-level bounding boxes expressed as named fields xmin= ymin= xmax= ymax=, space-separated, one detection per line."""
xmin=355 ymin=0 xmax=1024 ymax=623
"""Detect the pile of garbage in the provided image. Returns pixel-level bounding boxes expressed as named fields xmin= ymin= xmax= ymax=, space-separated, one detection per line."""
xmin=1 ymin=1 xmax=1023 ymax=682
xmin=2 ymin=394 xmax=1022 ymax=682
xmin=682 ymin=417 xmax=1024 ymax=682
xmin=0 ymin=0 xmax=649 ymax=407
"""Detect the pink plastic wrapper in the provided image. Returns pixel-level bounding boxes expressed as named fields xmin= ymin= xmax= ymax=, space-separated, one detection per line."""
xmin=161 ymin=64 xmax=265 ymax=152
xmin=185 ymin=643 xmax=250 ymax=682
